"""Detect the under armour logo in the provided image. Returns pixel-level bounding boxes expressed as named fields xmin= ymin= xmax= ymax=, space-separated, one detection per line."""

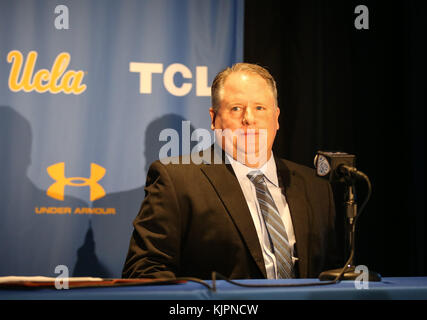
xmin=46 ymin=162 xmax=106 ymax=201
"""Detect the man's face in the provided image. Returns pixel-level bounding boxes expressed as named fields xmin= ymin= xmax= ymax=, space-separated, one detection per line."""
xmin=209 ymin=71 xmax=280 ymax=167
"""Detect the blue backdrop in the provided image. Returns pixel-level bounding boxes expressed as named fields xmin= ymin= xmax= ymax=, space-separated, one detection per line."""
xmin=0 ymin=0 xmax=243 ymax=277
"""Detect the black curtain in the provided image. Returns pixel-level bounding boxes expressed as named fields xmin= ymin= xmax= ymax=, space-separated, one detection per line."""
xmin=244 ymin=0 xmax=425 ymax=277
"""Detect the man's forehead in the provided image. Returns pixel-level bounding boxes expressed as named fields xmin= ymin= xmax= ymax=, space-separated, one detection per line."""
xmin=224 ymin=71 xmax=265 ymax=85
xmin=221 ymin=72 xmax=275 ymax=103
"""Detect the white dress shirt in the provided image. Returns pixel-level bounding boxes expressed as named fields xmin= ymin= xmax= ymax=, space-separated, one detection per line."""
xmin=227 ymin=153 xmax=297 ymax=279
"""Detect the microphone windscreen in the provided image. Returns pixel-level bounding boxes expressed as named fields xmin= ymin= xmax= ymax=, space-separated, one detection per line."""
xmin=314 ymin=151 xmax=356 ymax=182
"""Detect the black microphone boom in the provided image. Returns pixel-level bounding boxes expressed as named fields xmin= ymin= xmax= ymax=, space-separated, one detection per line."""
xmin=314 ymin=150 xmax=381 ymax=282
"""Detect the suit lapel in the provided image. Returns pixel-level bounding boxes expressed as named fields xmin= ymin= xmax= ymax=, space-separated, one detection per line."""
xmin=200 ymin=154 xmax=267 ymax=278
xmin=198 ymin=147 xmax=311 ymax=278
xmin=276 ymin=158 xmax=311 ymax=278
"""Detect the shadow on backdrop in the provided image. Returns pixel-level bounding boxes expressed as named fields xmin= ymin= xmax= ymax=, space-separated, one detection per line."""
xmin=92 ymin=114 xmax=197 ymax=277
xmin=0 ymin=106 xmax=90 ymax=277
xmin=72 ymin=220 xmax=110 ymax=277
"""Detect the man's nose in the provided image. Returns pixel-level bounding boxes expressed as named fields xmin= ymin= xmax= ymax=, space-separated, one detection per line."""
xmin=243 ymin=107 xmax=255 ymax=125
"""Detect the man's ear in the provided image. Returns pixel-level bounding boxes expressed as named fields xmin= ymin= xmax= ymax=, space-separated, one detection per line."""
xmin=275 ymin=106 xmax=280 ymax=130
xmin=209 ymin=107 xmax=216 ymax=130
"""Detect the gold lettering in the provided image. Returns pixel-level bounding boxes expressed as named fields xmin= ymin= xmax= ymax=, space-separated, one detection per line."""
xmin=7 ymin=50 xmax=86 ymax=94
xmin=49 ymin=52 xmax=70 ymax=93
xmin=72 ymin=207 xmax=116 ymax=215
xmin=70 ymin=71 xmax=87 ymax=94
xmin=22 ymin=51 xmax=37 ymax=91
xmin=35 ymin=207 xmax=116 ymax=215
xmin=7 ymin=50 xmax=24 ymax=91
xmin=34 ymin=207 xmax=71 ymax=214
xmin=33 ymin=69 xmax=50 ymax=92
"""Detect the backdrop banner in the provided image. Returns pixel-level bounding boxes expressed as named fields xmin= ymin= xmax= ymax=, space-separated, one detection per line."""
xmin=0 ymin=0 xmax=243 ymax=277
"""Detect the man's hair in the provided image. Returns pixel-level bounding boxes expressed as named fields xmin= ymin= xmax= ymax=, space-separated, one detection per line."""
xmin=210 ymin=62 xmax=278 ymax=111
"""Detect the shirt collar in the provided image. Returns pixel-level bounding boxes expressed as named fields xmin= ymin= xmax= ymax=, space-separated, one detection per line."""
xmin=226 ymin=153 xmax=279 ymax=187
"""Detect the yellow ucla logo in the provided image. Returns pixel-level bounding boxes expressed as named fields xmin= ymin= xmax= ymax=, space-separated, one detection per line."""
xmin=7 ymin=50 xmax=87 ymax=94
xmin=46 ymin=162 xmax=106 ymax=201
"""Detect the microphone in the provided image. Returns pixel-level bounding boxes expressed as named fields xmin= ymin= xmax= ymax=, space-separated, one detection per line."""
xmin=313 ymin=151 xmax=358 ymax=182
xmin=314 ymin=151 xmax=380 ymax=282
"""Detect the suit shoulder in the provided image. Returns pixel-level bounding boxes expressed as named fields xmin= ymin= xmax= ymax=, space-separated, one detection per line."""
xmin=148 ymin=147 xmax=217 ymax=172
xmin=146 ymin=154 xmax=206 ymax=183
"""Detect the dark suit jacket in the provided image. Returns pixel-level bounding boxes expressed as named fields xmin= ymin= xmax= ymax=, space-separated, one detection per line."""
xmin=122 ymin=147 xmax=338 ymax=279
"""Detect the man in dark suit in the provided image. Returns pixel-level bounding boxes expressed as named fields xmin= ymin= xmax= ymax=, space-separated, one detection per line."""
xmin=122 ymin=63 xmax=337 ymax=279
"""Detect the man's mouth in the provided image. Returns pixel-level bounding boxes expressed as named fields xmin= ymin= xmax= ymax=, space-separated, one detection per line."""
xmin=239 ymin=128 xmax=259 ymax=136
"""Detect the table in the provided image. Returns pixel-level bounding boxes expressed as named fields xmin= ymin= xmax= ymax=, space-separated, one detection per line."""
xmin=1 ymin=277 xmax=426 ymax=300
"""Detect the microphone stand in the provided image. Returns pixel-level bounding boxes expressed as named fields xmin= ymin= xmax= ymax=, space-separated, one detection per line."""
xmin=319 ymin=171 xmax=381 ymax=281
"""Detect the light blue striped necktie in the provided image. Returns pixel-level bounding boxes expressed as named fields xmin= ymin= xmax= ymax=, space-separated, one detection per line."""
xmin=247 ymin=171 xmax=294 ymax=279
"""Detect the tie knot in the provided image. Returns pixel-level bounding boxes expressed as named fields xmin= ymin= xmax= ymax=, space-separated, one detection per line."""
xmin=247 ymin=170 xmax=265 ymax=185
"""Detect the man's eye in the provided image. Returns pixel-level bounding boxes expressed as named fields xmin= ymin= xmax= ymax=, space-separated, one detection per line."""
xmin=256 ymin=106 xmax=265 ymax=110
xmin=231 ymin=106 xmax=241 ymax=111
